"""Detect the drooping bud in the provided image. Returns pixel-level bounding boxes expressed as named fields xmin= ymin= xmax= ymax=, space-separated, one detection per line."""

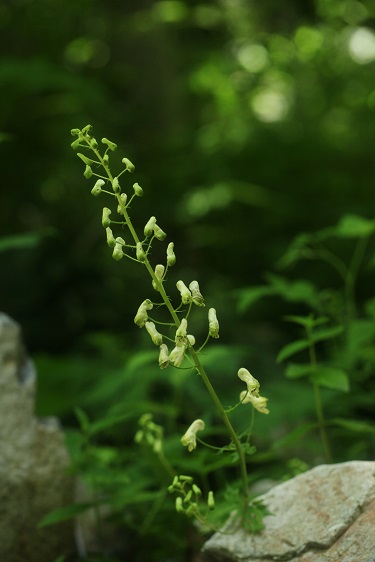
xmin=136 ymin=242 xmax=146 ymax=262
xmin=154 ymin=224 xmax=167 ymax=241
xmin=187 ymin=335 xmax=195 ymax=346
xmin=158 ymin=344 xmax=170 ymax=369
xmin=133 ymin=182 xmax=143 ymax=197
xmin=101 ymin=137 xmax=117 ymax=151
xmin=144 ymin=216 xmax=157 ymax=238
xmin=208 ymin=308 xmax=219 ymax=338
xmin=122 ymin=157 xmax=135 ymax=172
xmin=71 ymin=138 xmax=81 ymax=150
xmin=189 ymin=281 xmax=205 ymax=307
xmin=84 ymin=165 xmax=93 ymax=179
xmin=91 ymin=179 xmax=105 ymax=196
xmin=134 ymin=299 xmax=153 ymax=328
xmin=175 ymin=319 xmax=188 ymax=344
xmin=167 ymin=242 xmax=176 ymax=267
xmin=112 ymin=177 xmax=120 ymax=193
xmin=181 ymin=419 xmax=205 ymax=452
xmin=102 ymin=207 xmax=112 ymax=228
xmin=112 ymin=242 xmax=124 ymax=261
xmin=106 ymin=227 xmax=116 ymax=248
xmin=176 ymin=280 xmax=192 ymax=304
xmin=152 ymin=264 xmax=165 ymax=291
xmin=145 ymin=321 xmax=163 ymax=346
xmin=207 ymin=491 xmax=215 ymax=510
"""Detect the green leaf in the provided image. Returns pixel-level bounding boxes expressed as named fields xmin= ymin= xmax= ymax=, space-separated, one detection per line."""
xmin=310 ymin=325 xmax=344 ymax=344
xmin=266 ymin=274 xmax=320 ymax=308
xmin=235 ymin=285 xmax=275 ymax=312
xmin=276 ymin=339 xmax=310 ymax=363
xmin=74 ymin=407 xmax=90 ymax=432
xmin=0 ymin=230 xmax=53 ymax=253
xmin=330 ymin=214 xmax=375 ymax=239
xmin=310 ymin=367 xmax=349 ymax=392
xmin=38 ymin=502 xmax=93 ymax=528
xmin=331 ymin=418 xmax=375 ymax=434
xmin=284 ymin=362 xmax=313 ymax=379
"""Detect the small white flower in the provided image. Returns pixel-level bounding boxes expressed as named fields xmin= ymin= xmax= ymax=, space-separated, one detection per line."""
xmin=175 ymin=318 xmax=188 ymax=344
xmin=189 ymin=281 xmax=205 ymax=307
xmin=158 ymin=344 xmax=169 ymax=369
xmin=181 ymin=419 xmax=205 ymax=452
xmin=176 ymin=280 xmax=192 ymax=304
xmin=169 ymin=344 xmax=186 ymax=367
xmin=134 ymin=299 xmax=153 ymax=328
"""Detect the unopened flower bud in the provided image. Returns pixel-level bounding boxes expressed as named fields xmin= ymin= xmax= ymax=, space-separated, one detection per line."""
xmin=207 ymin=491 xmax=215 ymax=510
xmin=90 ymin=138 xmax=98 ymax=149
xmin=112 ymin=177 xmax=120 ymax=193
xmin=106 ymin=227 xmax=116 ymax=248
xmin=192 ymin=484 xmax=202 ymax=497
xmin=134 ymin=299 xmax=153 ymax=328
xmin=187 ymin=335 xmax=195 ymax=346
xmin=136 ymin=242 xmax=146 ymax=262
xmin=71 ymin=128 xmax=80 ymax=136
xmin=175 ymin=497 xmax=184 ymax=513
xmin=184 ymin=490 xmax=192 ymax=503
xmin=176 ymin=280 xmax=192 ymax=304
xmin=101 ymin=137 xmax=117 ymax=151
xmin=145 ymin=321 xmax=163 ymax=346
xmin=181 ymin=419 xmax=205 ymax=452
xmin=189 ymin=281 xmax=205 ymax=307
xmin=91 ymin=184 xmax=102 ymax=196
xmin=144 ymin=216 xmax=157 ymax=238
xmin=158 ymin=344 xmax=169 ymax=369
xmin=77 ymin=152 xmax=94 ymax=165
xmin=102 ymin=207 xmax=112 ymax=228
xmin=117 ymin=193 xmax=127 ymax=214
xmin=167 ymin=242 xmax=176 ymax=267
xmin=154 ymin=224 xmax=167 ymax=241
xmin=133 ymin=182 xmax=143 ymax=197
xmin=84 ymin=165 xmax=93 ymax=179
xmin=103 ymin=154 xmax=109 ymax=164
xmin=116 ymin=237 xmax=125 ymax=245
xmin=71 ymin=138 xmax=81 ymax=150
xmin=208 ymin=308 xmax=219 ymax=338
xmin=112 ymin=242 xmax=124 ymax=261
xmin=152 ymin=264 xmax=165 ymax=291
xmin=122 ymin=157 xmax=135 ymax=172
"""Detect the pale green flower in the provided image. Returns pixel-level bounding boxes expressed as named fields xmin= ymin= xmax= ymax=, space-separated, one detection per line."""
xmin=181 ymin=419 xmax=205 ymax=452
xmin=239 ymin=390 xmax=269 ymax=414
xmin=158 ymin=343 xmax=169 ymax=369
xmin=134 ymin=299 xmax=153 ymax=328
xmin=208 ymin=308 xmax=219 ymax=338
xmin=176 ymin=280 xmax=192 ymax=304
xmin=145 ymin=321 xmax=163 ymax=346
xmin=238 ymin=368 xmax=260 ymax=397
xmin=189 ymin=281 xmax=205 ymax=307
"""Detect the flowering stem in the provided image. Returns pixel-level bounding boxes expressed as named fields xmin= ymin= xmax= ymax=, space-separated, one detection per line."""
xmin=82 ymin=133 xmax=250 ymax=519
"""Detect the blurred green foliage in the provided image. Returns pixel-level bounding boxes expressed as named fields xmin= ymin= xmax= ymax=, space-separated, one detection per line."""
xmin=1 ymin=1 xmax=375 ymax=561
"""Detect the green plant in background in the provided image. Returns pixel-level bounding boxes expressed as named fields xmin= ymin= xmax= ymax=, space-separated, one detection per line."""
xmin=69 ymin=125 xmax=270 ymax=539
xmin=237 ymin=214 xmax=375 ymax=462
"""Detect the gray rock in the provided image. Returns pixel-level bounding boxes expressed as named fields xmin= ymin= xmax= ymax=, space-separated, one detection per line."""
xmin=202 ymin=461 xmax=375 ymax=562
xmin=0 ymin=312 xmax=75 ymax=562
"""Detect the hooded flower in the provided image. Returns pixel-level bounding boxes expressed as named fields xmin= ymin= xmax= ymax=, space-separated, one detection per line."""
xmin=237 ymin=368 xmax=260 ymax=397
xmin=239 ymin=391 xmax=269 ymax=414
xmin=181 ymin=419 xmax=205 ymax=452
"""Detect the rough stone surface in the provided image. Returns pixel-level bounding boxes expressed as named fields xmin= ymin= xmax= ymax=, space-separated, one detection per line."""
xmin=202 ymin=461 xmax=375 ymax=562
xmin=0 ymin=312 xmax=75 ymax=562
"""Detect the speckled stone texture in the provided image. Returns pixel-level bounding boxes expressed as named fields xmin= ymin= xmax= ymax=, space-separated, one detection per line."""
xmin=202 ymin=461 xmax=375 ymax=562
xmin=0 ymin=312 xmax=75 ymax=562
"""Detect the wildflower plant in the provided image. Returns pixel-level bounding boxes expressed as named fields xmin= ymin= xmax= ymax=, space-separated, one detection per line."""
xmin=70 ymin=125 xmax=269 ymax=532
